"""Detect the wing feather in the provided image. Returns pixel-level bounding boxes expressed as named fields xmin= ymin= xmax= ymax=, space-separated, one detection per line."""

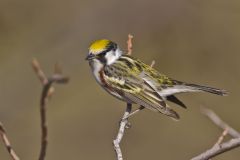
xmin=102 ymin=57 xmax=180 ymax=120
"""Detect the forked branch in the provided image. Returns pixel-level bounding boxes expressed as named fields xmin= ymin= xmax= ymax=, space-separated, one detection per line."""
xmin=32 ymin=59 xmax=69 ymax=160
xmin=113 ymin=35 xmax=155 ymax=160
xmin=191 ymin=107 xmax=240 ymax=160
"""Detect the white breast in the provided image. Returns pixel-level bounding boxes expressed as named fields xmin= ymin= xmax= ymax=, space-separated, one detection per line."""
xmin=89 ymin=59 xmax=104 ymax=84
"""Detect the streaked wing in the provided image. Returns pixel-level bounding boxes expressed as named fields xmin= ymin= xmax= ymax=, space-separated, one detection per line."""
xmin=102 ymin=56 xmax=179 ymax=120
xmin=138 ymin=61 xmax=201 ymax=97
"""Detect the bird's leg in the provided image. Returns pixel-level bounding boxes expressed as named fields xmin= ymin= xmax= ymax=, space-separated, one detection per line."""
xmin=118 ymin=103 xmax=132 ymax=128
xmin=121 ymin=105 xmax=145 ymax=121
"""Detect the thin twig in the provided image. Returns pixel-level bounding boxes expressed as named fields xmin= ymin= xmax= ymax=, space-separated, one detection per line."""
xmin=201 ymin=107 xmax=240 ymax=138
xmin=32 ymin=58 xmax=69 ymax=160
xmin=0 ymin=122 xmax=20 ymax=160
xmin=150 ymin=60 xmax=155 ymax=68
xmin=213 ymin=128 xmax=228 ymax=147
xmin=113 ymin=104 xmax=132 ymax=160
xmin=191 ymin=108 xmax=240 ymax=160
xmin=32 ymin=59 xmax=48 ymax=85
xmin=127 ymin=34 xmax=133 ymax=55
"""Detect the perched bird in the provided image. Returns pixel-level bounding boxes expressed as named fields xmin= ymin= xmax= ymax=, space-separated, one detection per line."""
xmin=85 ymin=39 xmax=227 ymax=120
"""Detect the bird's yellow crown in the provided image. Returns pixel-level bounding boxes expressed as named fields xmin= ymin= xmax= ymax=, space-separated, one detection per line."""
xmin=89 ymin=39 xmax=111 ymax=54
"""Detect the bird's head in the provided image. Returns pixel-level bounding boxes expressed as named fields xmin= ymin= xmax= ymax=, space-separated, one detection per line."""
xmin=85 ymin=39 xmax=122 ymax=65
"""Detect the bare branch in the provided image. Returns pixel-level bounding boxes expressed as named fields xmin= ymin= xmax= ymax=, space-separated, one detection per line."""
xmin=191 ymin=108 xmax=240 ymax=160
xmin=113 ymin=35 xmax=135 ymax=160
xmin=191 ymin=138 xmax=240 ymax=160
xmin=201 ymin=107 xmax=240 ymax=138
xmin=0 ymin=122 xmax=20 ymax=160
xmin=113 ymin=35 xmax=157 ymax=160
xmin=113 ymin=104 xmax=132 ymax=160
xmin=32 ymin=59 xmax=69 ymax=160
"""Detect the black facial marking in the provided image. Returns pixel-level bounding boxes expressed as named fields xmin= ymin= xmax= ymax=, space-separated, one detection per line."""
xmin=98 ymin=51 xmax=107 ymax=57
xmin=99 ymin=56 xmax=107 ymax=64
xmin=97 ymin=41 xmax=118 ymax=64
xmin=107 ymin=41 xmax=117 ymax=51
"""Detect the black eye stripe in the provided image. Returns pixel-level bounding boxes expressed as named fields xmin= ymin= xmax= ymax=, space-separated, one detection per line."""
xmin=98 ymin=45 xmax=114 ymax=57
xmin=98 ymin=50 xmax=107 ymax=57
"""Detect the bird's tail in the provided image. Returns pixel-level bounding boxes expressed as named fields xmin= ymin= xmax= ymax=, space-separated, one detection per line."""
xmin=171 ymin=80 xmax=228 ymax=96
xmin=184 ymin=83 xmax=228 ymax=96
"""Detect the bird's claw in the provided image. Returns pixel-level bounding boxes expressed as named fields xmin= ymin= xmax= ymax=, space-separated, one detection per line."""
xmin=119 ymin=119 xmax=132 ymax=129
xmin=125 ymin=121 xmax=131 ymax=129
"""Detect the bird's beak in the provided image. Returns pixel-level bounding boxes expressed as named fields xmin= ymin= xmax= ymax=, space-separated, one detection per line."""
xmin=85 ymin=54 xmax=95 ymax=61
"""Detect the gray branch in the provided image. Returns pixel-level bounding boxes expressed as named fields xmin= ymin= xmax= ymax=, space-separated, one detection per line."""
xmin=191 ymin=107 xmax=240 ymax=160
xmin=191 ymin=138 xmax=240 ymax=160
xmin=113 ymin=103 xmax=132 ymax=160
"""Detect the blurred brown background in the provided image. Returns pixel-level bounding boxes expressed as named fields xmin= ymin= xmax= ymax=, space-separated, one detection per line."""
xmin=0 ymin=0 xmax=239 ymax=159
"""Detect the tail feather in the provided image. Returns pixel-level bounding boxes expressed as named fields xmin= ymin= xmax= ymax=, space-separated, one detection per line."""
xmin=185 ymin=83 xmax=228 ymax=96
